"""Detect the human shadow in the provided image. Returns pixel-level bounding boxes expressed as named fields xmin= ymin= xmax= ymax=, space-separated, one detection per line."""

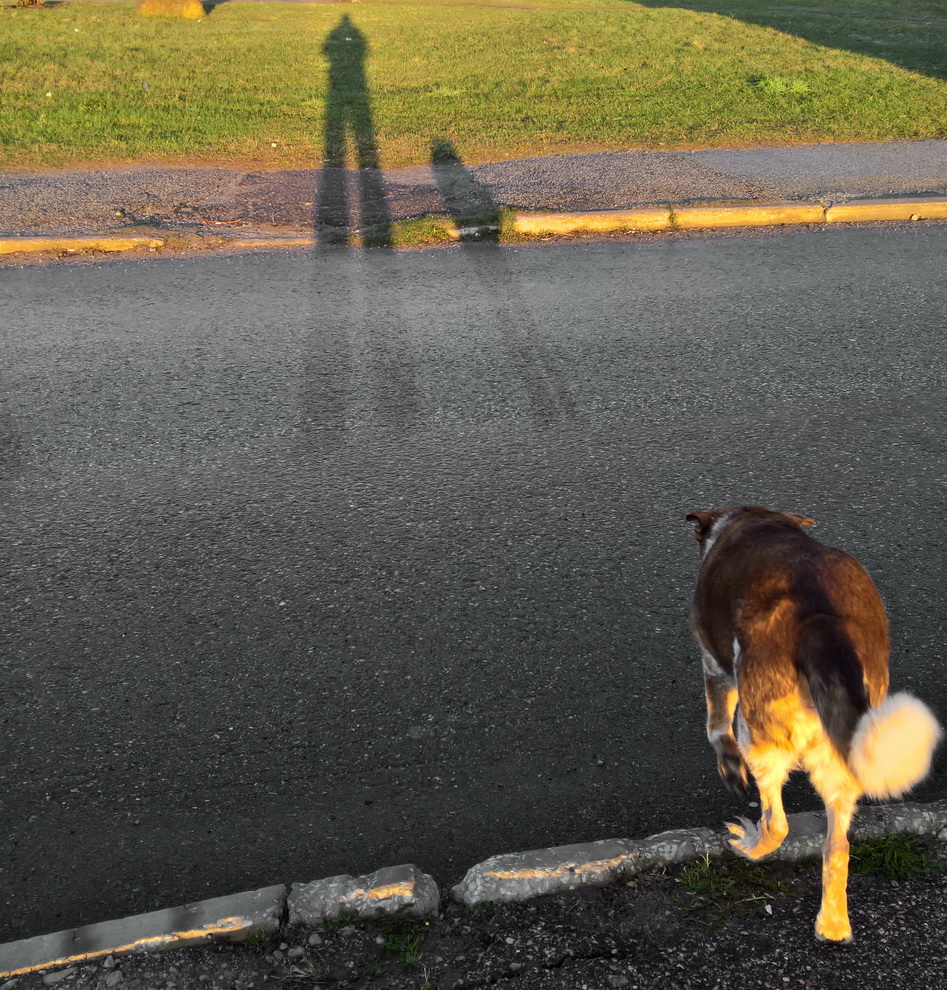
xmin=299 ymin=16 xmax=415 ymax=454
xmin=317 ymin=14 xmax=392 ymax=247
xmin=430 ymin=139 xmax=503 ymax=241
xmin=634 ymin=0 xmax=946 ymax=81
xmin=431 ymin=140 xmax=576 ymax=425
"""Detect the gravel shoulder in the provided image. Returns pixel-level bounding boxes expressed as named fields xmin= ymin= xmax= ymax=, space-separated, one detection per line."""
xmin=10 ymin=841 xmax=947 ymax=990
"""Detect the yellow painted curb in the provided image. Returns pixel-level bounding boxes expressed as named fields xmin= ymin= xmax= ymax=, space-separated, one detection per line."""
xmin=4 ymin=198 xmax=945 ymax=262
xmin=673 ymin=203 xmax=825 ymax=230
xmin=0 ymin=236 xmax=164 ymax=256
xmin=825 ymin=198 xmax=947 ymax=223
xmin=229 ymin=236 xmax=317 ymax=249
xmin=514 ymin=208 xmax=672 ymax=236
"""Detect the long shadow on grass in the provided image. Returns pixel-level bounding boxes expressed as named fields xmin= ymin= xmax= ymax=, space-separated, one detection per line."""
xmin=300 ymin=15 xmax=415 ymax=453
xmin=431 ymin=139 xmax=576 ymax=425
xmin=634 ymin=1 xmax=946 ymax=81
xmin=317 ymin=14 xmax=392 ymax=247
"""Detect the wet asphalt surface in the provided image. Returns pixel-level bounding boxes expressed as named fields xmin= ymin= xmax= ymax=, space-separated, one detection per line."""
xmin=3 ymin=222 xmax=947 ymax=950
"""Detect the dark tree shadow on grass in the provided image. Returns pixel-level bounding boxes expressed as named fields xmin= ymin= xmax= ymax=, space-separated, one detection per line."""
xmin=633 ymin=1 xmax=947 ymax=81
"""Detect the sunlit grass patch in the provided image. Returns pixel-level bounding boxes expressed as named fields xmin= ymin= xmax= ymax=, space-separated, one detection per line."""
xmin=1 ymin=0 xmax=945 ymax=171
xmin=135 ymin=0 xmax=205 ymax=19
xmin=389 ymin=215 xmax=456 ymax=248
xmin=752 ymin=75 xmax=812 ymax=97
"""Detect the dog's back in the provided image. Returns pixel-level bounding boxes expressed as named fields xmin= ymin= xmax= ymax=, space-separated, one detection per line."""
xmin=691 ymin=507 xmax=889 ymax=764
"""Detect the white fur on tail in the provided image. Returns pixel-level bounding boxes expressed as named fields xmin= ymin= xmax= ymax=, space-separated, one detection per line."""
xmin=849 ymin=693 xmax=943 ymax=799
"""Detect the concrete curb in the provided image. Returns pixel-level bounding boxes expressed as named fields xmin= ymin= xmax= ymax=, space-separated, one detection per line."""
xmin=825 ymin=198 xmax=947 ymax=223
xmin=673 ymin=202 xmax=825 ymax=230
xmin=514 ymin=207 xmax=672 ymax=236
xmin=0 ymin=235 xmax=164 ymax=256
xmin=3 ymin=799 xmax=946 ymax=980
xmin=511 ymin=197 xmax=947 ymax=237
xmin=288 ymin=864 xmax=440 ymax=925
xmin=452 ymin=799 xmax=947 ymax=907
xmin=0 ymin=885 xmax=286 ymax=981
xmin=1 ymin=198 xmax=946 ymax=258
xmin=450 ymin=829 xmax=723 ymax=907
xmin=228 ymin=236 xmax=316 ymax=250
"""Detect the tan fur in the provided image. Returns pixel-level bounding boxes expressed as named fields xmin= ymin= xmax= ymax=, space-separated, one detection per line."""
xmin=849 ymin=693 xmax=942 ymax=799
xmin=687 ymin=506 xmax=942 ymax=943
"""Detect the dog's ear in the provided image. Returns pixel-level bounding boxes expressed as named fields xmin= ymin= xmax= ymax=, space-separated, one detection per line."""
xmin=686 ymin=510 xmax=726 ymax=543
xmin=784 ymin=512 xmax=815 ymax=528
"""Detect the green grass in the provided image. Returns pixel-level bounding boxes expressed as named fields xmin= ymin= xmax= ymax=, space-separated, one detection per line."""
xmin=242 ymin=927 xmax=270 ymax=948
xmin=676 ymin=854 xmax=800 ymax=926
xmin=388 ymin=215 xmax=458 ymax=248
xmin=1 ymin=0 xmax=945 ymax=171
xmin=849 ymin=834 xmax=932 ymax=880
xmin=751 ymin=74 xmax=812 ymax=96
xmin=637 ymin=0 xmax=947 ymax=79
xmin=378 ymin=918 xmax=430 ymax=970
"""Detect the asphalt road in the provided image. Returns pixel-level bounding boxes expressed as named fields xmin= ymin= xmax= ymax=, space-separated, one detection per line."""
xmin=2 ymin=223 xmax=947 ymax=943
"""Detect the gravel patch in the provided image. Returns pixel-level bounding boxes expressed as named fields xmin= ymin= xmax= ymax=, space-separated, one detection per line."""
xmin=9 ymin=840 xmax=947 ymax=990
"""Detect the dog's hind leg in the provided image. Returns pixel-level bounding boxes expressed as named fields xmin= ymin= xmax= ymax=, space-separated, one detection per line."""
xmin=726 ymin=735 xmax=793 ymax=860
xmin=814 ymin=796 xmax=856 ymax=942
xmin=805 ymin=744 xmax=860 ymax=942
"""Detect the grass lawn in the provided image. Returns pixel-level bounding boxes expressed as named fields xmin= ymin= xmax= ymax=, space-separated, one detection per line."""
xmin=1 ymin=0 xmax=945 ymax=171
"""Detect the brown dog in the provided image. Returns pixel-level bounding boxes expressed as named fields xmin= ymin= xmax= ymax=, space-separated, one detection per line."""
xmin=687 ymin=506 xmax=941 ymax=941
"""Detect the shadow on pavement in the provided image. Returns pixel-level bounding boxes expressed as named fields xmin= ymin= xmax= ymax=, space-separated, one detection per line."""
xmin=299 ymin=15 xmax=415 ymax=453
xmin=431 ymin=139 xmax=577 ymax=426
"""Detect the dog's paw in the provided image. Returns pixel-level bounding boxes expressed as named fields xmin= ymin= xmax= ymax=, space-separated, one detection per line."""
xmin=725 ymin=816 xmax=758 ymax=857
xmin=725 ymin=816 xmax=777 ymax=860
xmin=726 ymin=816 xmax=788 ymax=860
xmin=716 ymin=751 xmax=749 ymax=795
xmin=815 ymin=911 xmax=853 ymax=943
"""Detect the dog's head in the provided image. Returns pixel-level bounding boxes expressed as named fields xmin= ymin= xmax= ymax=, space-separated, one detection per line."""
xmin=685 ymin=506 xmax=814 ymax=557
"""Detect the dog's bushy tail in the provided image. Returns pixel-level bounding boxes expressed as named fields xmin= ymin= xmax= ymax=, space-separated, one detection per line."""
xmin=797 ymin=614 xmax=870 ymax=760
xmin=798 ymin=615 xmax=942 ymax=798
xmin=849 ymin=694 xmax=942 ymax=799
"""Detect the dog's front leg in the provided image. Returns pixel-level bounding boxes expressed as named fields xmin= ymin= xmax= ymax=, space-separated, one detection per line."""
xmin=703 ymin=652 xmax=747 ymax=794
xmin=726 ymin=737 xmax=792 ymax=859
